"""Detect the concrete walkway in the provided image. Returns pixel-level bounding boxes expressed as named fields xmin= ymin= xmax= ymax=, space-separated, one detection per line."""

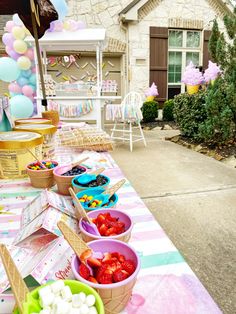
xmin=110 ymin=128 xmax=236 ymax=314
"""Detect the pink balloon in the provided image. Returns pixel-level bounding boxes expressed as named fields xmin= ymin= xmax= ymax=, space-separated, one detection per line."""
xmin=31 ymin=67 xmax=36 ymax=73
xmin=24 ymin=48 xmax=34 ymax=60
xmin=8 ymin=82 xmax=22 ymax=94
xmin=5 ymin=21 xmax=15 ymax=32
xmin=2 ymin=33 xmax=14 ymax=47
xmin=53 ymin=20 xmax=63 ymax=32
xmin=28 ymin=95 xmax=34 ymax=102
xmin=22 ymin=85 xmax=34 ymax=97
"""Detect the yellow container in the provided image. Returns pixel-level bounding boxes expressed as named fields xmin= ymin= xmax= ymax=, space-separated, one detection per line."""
xmin=146 ymin=96 xmax=155 ymax=101
xmin=0 ymin=131 xmax=43 ymax=179
xmin=14 ymin=124 xmax=57 ymax=159
xmin=15 ymin=118 xmax=52 ymax=125
xmin=186 ymin=84 xmax=200 ymax=95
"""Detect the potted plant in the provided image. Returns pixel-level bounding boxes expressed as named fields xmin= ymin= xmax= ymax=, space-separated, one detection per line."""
xmin=182 ymin=61 xmax=204 ymax=94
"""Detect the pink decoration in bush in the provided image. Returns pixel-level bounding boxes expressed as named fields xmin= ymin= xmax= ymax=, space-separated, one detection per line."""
xmin=203 ymin=61 xmax=221 ymax=83
xmin=145 ymin=82 xmax=159 ymax=97
xmin=181 ymin=61 xmax=204 ymax=86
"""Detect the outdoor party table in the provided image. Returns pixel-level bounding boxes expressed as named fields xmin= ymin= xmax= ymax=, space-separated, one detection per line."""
xmin=0 ymin=147 xmax=222 ymax=314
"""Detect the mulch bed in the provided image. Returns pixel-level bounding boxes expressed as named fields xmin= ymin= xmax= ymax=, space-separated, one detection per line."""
xmin=166 ymin=134 xmax=236 ymax=161
xmin=141 ymin=120 xmax=178 ymax=130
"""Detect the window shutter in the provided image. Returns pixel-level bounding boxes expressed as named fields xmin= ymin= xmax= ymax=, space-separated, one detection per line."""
xmin=203 ymin=30 xmax=212 ymax=70
xmin=150 ymin=27 xmax=168 ymax=105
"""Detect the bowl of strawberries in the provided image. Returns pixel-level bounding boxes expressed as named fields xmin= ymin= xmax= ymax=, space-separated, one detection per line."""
xmin=79 ymin=209 xmax=133 ymax=243
xmin=71 ymin=239 xmax=141 ymax=313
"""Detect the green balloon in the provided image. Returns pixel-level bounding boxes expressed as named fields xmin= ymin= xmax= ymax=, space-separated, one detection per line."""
xmin=0 ymin=57 xmax=20 ymax=82
xmin=10 ymin=95 xmax=34 ymax=118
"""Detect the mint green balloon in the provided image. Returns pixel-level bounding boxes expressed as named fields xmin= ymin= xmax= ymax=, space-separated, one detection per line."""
xmin=0 ymin=57 xmax=20 ymax=82
xmin=10 ymin=95 xmax=34 ymax=118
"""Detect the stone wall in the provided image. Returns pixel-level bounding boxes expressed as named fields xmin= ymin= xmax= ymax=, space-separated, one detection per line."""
xmin=67 ymin=0 xmax=228 ymax=95
xmin=128 ymin=0 xmax=226 ymax=93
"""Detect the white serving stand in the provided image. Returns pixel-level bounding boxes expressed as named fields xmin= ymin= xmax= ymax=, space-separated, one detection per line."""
xmin=27 ymin=29 xmax=121 ymax=129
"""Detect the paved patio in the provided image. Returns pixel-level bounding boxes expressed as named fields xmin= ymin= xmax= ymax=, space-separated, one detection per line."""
xmin=110 ymin=127 xmax=236 ymax=314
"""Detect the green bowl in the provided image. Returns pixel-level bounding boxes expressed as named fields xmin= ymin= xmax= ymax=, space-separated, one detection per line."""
xmin=13 ymin=280 xmax=105 ymax=314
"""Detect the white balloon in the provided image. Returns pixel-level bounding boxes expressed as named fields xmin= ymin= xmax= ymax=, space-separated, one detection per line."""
xmin=13 ymin=14 xmax=24 ymax=26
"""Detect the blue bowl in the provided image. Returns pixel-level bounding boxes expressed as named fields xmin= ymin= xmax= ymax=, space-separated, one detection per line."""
xmin=72 ymin=174 xmax=110 ymax=193
xmin=76 ymin=187 xmax=118 ymax=211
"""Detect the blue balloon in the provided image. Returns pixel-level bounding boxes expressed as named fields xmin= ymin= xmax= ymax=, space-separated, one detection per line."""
xmin=17 ymin=77 xmax=29 ymax=87
xmin=10 ymin=95 xmax=34 ymax=118
xmin=10 ymin=92 xmax=21 ymax=97
xmin=28 ymin=84 xmax=36 ymax=92
xmin=51 ymin=0 xmax=68 ymax=20
xmin=21 ymin=70 xmax=32 ymax=78
xmin=29 ymin=73 xmax=36 ymax=85
xmin=0 ymin=57 xmax=20 ymax=82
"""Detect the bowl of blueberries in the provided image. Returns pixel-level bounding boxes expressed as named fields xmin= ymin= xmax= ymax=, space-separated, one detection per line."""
xmin=53 ymin=163 xmax=87 ymax=195
xmin=72 ymin=173 xmax=110 ymax=193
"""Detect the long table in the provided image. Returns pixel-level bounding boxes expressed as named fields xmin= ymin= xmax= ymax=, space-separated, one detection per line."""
xmin=0 ymin=149 xmax=222 ymax=313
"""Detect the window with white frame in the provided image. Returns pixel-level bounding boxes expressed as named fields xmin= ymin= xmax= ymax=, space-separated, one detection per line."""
xmin=168 ymin=30 xmax=202 ymax=97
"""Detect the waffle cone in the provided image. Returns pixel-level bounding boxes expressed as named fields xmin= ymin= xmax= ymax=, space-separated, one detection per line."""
xmin=96 ymin=277 xmax=137 ymax=313
xmin=0 ymin=244 xmax=29 ymax=313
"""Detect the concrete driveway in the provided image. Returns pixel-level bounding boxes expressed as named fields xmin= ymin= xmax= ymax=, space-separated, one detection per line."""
xmin=110 ymin=127 xmax=236 ymax=314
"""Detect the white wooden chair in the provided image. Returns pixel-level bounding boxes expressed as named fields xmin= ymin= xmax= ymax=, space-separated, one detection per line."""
xmin=106 ymin=92 xmax=147 ymax=152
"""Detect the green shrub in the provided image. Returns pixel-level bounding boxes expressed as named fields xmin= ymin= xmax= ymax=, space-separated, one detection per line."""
xmin=198 ymin=78 xmax=236 ymax=144
xmin=141 ymin=100 xmax=158 ymax=123
xmin=163 ymin=99 xmax=174 ymax=121
xmin=173 ymin=90 xmax=207 ymax=139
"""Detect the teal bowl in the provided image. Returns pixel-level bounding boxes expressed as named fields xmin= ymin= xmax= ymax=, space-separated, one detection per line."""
xmin=76 ymin=187 xmax=118 ymax=211
xmin=72 ymin=174 xmax=110 ymax=193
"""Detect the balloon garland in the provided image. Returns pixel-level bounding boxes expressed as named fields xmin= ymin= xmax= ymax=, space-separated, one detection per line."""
xmin=0 ymin=0 xmax=85 ymax=119
xmin=1 ymin=14 xmax=35 ymax=118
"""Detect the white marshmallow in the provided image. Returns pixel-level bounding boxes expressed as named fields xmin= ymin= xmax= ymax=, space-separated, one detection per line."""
xmin=39 ymin=310 xmax=51 ymax=314
xmin=53 ymin=300 xmax=71 ymax=314
xmin=50 ymin=280 xmax=65 ymax=294
xmin=40 ymin=292 xmax=55 ymax=308
xmin=86 ymin=295 xmax=96 ymax=307
xmin=78 ymin=292 xmax=86 ymax=304
xmin=39 ymin=285 xmax=52 ymax=299
xmin=52 ymin=296 xmax=63 ymax=306
xmin=61 ymin=285 xmax=73 ymax=301
xmin=70 ymin=308 xmax=81 ymax=314
xmin=72 ymin=294 xmax=83 ymax=308
xmin=88 ymin=307 xmax=98 ymax=314
xmin=80 ymin=304 xmax=89 ymax=314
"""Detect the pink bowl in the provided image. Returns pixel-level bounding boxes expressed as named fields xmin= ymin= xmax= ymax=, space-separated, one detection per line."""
xmin=79 ymin=209 xmax=133 ymax=243
xmin=71 ymin=239 xmax=141 ymax=289
xmin=53 ymin=164 xmax=87 ymax=195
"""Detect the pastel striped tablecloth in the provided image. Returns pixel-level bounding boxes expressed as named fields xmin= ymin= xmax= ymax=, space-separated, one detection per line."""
xmin=0 ymin=150 xmax=222 ymax=314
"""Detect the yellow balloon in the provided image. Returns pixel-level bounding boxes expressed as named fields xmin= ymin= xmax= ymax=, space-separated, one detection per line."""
xmin=12 ymin=26 xmax=25 ymax=40
xmin=13 ymin=40 xmax=27 ymax=54
xmin=17 ymin=56 xmax=31 ymax=70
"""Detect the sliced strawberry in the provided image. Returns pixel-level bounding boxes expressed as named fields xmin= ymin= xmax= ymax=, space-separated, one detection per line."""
xmin=105 ymin=227 xmax=117 ymax=236
xmin=87 ymin=257 xmax=102 ymax=268
xmin=118 ymin=254 xmax=125 ymax=263
xmin=88 ymin=276 xmax=98 ymax=284
xmin=96 ymin=214 xmax=106 ymax=225
xmin=102 ymin=260 xmax=122 ymax=273
xmin=96 ymin=269 xmax=113 ymax=284
xmin=102 ymin=252 xmax=112 ymax=262
xmin=122 ymin=260 xmax=136 ymax=275
xmin=113 ymin=269 xmax=129 ymax=282
xmin=99 ymin=224 xmax=108 ymax=236
xmin=79 ymin=262 xmax=91 ymax=280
